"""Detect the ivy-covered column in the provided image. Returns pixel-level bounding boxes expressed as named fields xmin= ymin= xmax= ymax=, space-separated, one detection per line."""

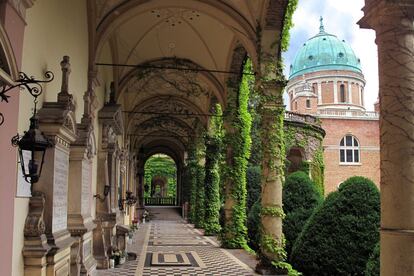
xmin=203 ymin=104 xmax=224 ymax=235
xmin=256 ymin=79 xmax=287 ymax=273
xmin=187 ymin=137 xmax=205 ymax=228
xmin=221 ymin=59 xmax=252 ymax=248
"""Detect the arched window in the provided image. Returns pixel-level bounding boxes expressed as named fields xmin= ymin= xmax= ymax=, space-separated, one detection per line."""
xmin=340 ymin=135 xmax=360 ymax=163
xmin=339 ymin=84 xmax=346 ymax=103
xmin=306 ymin=98 xmax=311 ymax=108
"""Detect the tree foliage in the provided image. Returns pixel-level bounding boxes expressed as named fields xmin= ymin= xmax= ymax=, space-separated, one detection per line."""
xmin=282 ymin=171 xmax=322 ymax=257
xmin=290 ymin=176 xmax=380 ymax=275
xmin=365 ymin=242 xmax=380 ymax=276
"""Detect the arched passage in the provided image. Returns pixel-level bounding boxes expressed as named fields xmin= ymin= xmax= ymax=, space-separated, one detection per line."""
xmin=143 ymin=153 xmax=177 ymax=206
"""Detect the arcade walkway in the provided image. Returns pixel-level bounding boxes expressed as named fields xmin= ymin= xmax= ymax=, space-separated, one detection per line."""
xmin=97 ymin=207 xmax=257 ymax=276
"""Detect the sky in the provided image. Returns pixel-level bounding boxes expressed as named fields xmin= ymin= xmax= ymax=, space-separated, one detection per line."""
xmin=282 ymin=0 xmax=379 ymax=111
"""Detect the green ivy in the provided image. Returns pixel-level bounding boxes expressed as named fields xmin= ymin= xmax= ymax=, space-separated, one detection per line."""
xmin=194 ymin=163 xmax=205 ymax=228
xmin=281 ymin=0 xmax=299 ymax=52
xmin=261 ymin=206 xmax=286 ymax=219
xmin=188 ymin=147 xmax=198 ymax=223
xmin=204 ymin=104 xmax=224 ymax=235
xmin=221 ymin=59 xmax=252 ymax=249
xmin=284 ymin=124 xmax=325 ymax=196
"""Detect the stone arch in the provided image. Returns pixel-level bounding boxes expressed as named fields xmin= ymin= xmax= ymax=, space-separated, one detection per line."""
xmin=0 ymin=22 xmax=18 ymax=83
xmin=286 ymin=147 xmax=305 ymax=174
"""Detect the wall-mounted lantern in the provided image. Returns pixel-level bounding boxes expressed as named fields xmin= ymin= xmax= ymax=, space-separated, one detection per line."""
xmin=7 ymin=71 xmax=55 ymax=194
xmin=11 ymin=112 xmax=52 ymax=192
xmin=94 ymin=184 xmax=111 ymax=201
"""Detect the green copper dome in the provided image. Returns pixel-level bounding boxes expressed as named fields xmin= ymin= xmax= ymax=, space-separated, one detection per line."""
xmin=289 ymin=17 xmax=362 ymax=79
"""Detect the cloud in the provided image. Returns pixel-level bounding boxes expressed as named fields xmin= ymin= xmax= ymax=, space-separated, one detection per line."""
xmin=283 ymin=0 xmax=378 ymax=111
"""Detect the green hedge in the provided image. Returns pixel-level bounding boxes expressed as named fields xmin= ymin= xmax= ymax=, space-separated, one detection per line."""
xmin=247 ymin=165 xmax=261 ymax=210
xmin=290 ymin=176 xmax=380 ymax=275
xmin=365 ymin=243 xmax=380 ymax=276
xmin=283 ymin=171 xmax=322 ymax=257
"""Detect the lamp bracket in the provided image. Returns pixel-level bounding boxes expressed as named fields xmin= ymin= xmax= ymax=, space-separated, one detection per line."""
xmin=0 ymin=71 xmax=54 ymax=126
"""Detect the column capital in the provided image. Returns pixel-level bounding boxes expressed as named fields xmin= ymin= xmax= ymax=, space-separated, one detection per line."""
xmin=359 ymin=0 xmax=414 ymax=34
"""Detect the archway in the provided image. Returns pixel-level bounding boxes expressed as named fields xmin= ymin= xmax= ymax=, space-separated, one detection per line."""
xmin=144 ymin=153 xmax=178 ymax=206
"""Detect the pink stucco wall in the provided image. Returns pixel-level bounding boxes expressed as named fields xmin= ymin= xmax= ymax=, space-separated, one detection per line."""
xmin=0 ymin=3 xmax=25 ymax=276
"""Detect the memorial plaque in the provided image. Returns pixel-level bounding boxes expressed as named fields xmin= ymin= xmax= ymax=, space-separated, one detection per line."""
xmin=83 ymin=240 xmax=92 ymax=258
xmin=52 ymin=149 xmax=69 ymax=233
xmin=81 ymin=162 xmax=91 ymax=216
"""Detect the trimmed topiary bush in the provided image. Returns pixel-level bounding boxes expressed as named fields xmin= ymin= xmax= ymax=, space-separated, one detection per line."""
xmin=365 ymin=242 xmax=380 ymax=276
xmin=283 ymin=171 xmax=322 ymax=257
xmin=290 ymin=176 xmax=380 ymax=276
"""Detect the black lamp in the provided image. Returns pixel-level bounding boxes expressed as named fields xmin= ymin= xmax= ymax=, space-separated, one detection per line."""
xmin=94 ymin=184 xmax=111 ymax=201
xmin=12 ymin=113 xmax=52 ymax=190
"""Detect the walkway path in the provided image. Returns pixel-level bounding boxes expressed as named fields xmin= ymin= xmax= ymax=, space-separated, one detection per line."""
xmin=97 ymin=207 xmax=257 ymax=275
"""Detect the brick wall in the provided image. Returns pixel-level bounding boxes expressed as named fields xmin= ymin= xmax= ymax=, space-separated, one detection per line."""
xmin=321 ymin=118 xmax=380 ymax=193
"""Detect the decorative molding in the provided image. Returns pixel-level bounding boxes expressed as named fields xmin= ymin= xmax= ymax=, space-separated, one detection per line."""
xmin=24 ymin=191 xmax=46 ymax=237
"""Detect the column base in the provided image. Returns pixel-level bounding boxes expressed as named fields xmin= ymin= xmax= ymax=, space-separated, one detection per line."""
xmin=381 ymin=228 xmax=414 ymax=276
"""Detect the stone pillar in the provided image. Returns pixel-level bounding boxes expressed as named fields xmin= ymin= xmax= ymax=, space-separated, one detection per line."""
xmin=317 ymin=81 xmax=322 ymax=104
xmin=333 ymin=80 xmax=338 ymax=103
xmin=24 ymin=56 xmax=81 ymax=276
xmin=93 ymin=96 xmax=124 ymax=268
xmin=135 ymin=165 xmax=145 ymax=222
xmin=68 ymin=145 xmax=97 ymax=275
xmin=359 ymin=1 xmax=414 ymax=275
xmin=256 ymin=80 xmax=286 ymax=275
xmin=35 ymin=111 xmax=76 ymax=276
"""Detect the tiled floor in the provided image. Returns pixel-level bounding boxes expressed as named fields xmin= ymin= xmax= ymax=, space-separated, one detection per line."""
xmin=97 ymin=207 xmax=257 ymax=276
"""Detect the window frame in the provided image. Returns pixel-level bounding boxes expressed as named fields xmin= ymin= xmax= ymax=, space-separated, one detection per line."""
xmin=339 ymin=135 xmax=360 ymax=165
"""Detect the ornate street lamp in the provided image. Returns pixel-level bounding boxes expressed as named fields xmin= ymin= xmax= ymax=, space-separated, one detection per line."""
xmin=6 ymin=71 xmax=55 ymax=194
xmin=11 ymin=109 xmax=52 ymax=190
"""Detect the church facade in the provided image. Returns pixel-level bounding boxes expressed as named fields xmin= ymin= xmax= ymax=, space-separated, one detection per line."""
xmin=286 ymin=18 xmax=380 ymax=193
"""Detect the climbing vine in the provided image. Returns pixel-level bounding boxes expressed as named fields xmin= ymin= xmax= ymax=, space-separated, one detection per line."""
xmin=204 ymin=104 xmax=224 ymax=235
xmin=221 ymin=59 xmax=252 ymax=249
xmin=281 ymin=0 xmax=299 ymax=52
xmin=284 ymin=124 xmax=325 ymax=195
xmin=188 ymin=147 xmax=198 ymax=223
xmin=187 ymin=130 xmax=206 ymax=227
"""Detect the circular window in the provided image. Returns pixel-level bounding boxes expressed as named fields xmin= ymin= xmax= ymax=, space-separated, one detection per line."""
xmin=338 ymin=52 xmax=344 ymax=58
xmin=308 ymin=55 xmax=314 ymax=60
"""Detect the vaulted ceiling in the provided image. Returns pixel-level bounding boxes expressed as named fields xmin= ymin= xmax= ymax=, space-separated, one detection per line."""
xmin=90 ymin=0 xmax=288 ymax=160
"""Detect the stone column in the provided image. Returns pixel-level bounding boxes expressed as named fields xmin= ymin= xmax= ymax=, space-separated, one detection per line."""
xmin=93 ymin=97 xmax=124 ymax=268
xmin=359 ymin=1 xmax=414 ymax=275
xmin=67 ymin=142 xmax=97 ymax=275
xmin=333 ymin=80 xmax=338 ymax=103
xmin=135 ymin=158 xmax=145 ymax=222
xmin=256 ymin=80 xmax=286 ymax=275
xmin=348 ymin=81 xmax=353 ymax=104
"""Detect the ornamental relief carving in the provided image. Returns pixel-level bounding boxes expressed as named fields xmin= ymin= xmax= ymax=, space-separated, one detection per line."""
xmin=24 ymin=191 xmax=46 ymax=237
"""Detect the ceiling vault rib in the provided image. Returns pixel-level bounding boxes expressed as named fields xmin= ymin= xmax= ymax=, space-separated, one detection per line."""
xmin=95 ymin=62 xmax=255 ymax=75
xmin=123 ymin=110 xmax=222 ymax=117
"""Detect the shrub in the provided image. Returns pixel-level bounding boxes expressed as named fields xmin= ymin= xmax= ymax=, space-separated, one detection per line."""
xmin=290 ymin=176 xmax=380 ymax=276
xmin=283 ymin=171 xmax=322 ymax=257
xmin=365 ymin=243 xmax=380 ymax=276
xmin=247 ymin=200 xmax=261 ymax=250
xmin=247 ymin=165 xmax=261 ymax=210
